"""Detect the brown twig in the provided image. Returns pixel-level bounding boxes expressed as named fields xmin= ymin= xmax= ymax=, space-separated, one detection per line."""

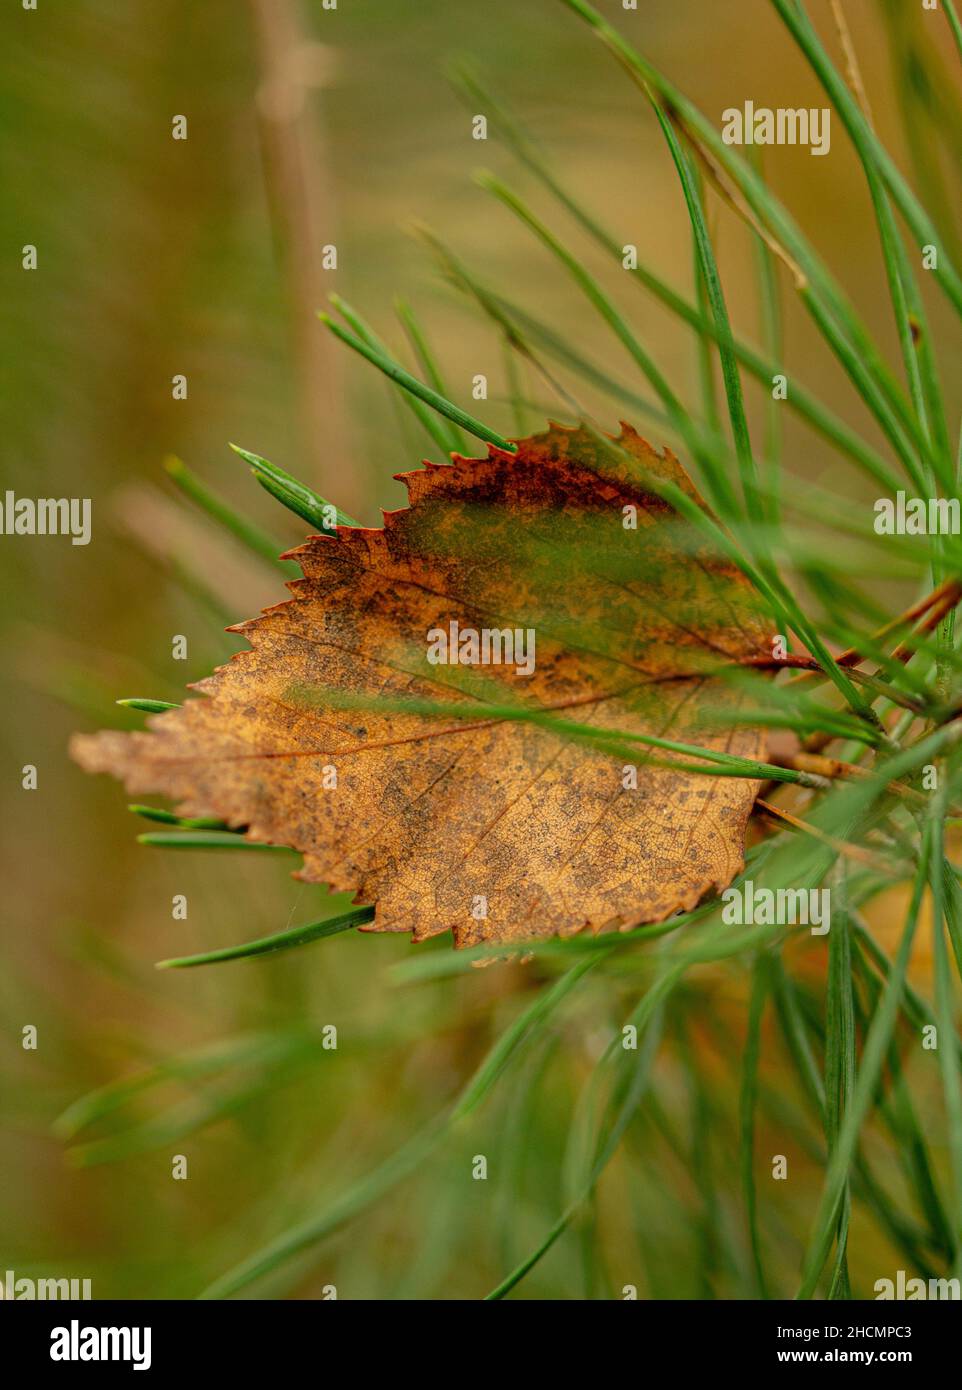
xmin=786 ymin=576 xmax=962 ymax=688
xmin=248 ymin=0 xmax=358 ymax=513
xmin=755 ymin=796 xmax=904 ymax=874
xmin=829 ymin=0 xmax=875 ymax=129
xmin=890 ymin=578 xmax=962 ymax=664
xmin=769 ymin=749 xmax=956 ymax=816
xmin=780 ymin=577 xmax=962 ymax=755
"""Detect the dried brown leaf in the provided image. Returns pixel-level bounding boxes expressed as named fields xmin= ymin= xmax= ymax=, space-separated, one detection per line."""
xmin=72 ymin=424 xmax=772 ymax=948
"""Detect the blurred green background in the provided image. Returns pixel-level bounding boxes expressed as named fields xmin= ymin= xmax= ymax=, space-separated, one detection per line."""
xmin=1 ymin=0 xmax=961 ymax=1299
